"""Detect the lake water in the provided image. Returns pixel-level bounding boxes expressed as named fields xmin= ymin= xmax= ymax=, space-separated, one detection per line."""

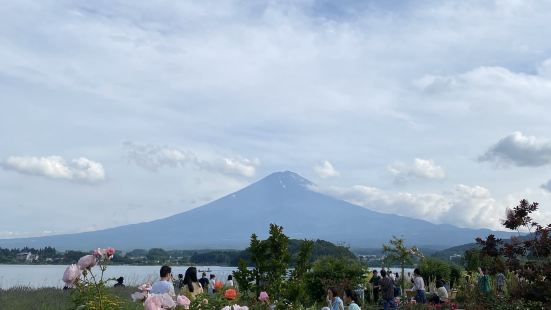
xmin=0 ymin=265 xmax=415 ymax=289
xmin=0 ymin=265 xmax=237 ymax=289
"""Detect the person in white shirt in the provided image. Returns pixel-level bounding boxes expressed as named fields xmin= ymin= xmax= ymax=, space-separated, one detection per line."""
xmin=225 ymin=274 xmax=234 ymax=287
xmin=151 ymin=265 xmax=176 ymax=297
xmin=208 ymin=274 xmax=216 ymax=294
xmin=412 ymin=268 xmax=426 ymax=304
xmin=429 ymin=277 xmax=448 ymax=304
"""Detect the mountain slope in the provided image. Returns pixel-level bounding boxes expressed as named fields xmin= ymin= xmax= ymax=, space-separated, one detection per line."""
xmin=0 ymin=171 xmax=515 ymax=250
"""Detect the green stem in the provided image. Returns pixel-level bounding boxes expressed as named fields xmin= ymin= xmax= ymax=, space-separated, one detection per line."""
xmin=89 ymin=262 xmax=104 ymax=310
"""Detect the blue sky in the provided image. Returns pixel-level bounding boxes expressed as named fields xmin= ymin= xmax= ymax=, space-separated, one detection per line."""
xmin=2 ymin=0 xmax=551 ymax=238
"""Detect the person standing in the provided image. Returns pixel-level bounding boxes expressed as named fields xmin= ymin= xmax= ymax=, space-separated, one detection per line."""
xmin=412 ymin=268 xmax=426 ymax=304
xmin=326 ymin=287 xmax=344 ymax=310
xmin=369 ymin=270 xmax=381 ymax=304
xmin=199 ymin=272 xmax=209 ymax=290
xmin=151 ymin=265 xmax=176 ymax=297
xmin=380 ymin=269 xmax=396 ymax=310
xmin=181 ymin=266 xmax=204 ymax=299
xmin=496 ymin=271 xmax=506 ymax=294
xmin=225 ymin=275 xmax=234 ymax=287
xmin=478 ymin=267 xmax=491 ymax=295
xmin=208 ymin=274 xmax=216 ymax=294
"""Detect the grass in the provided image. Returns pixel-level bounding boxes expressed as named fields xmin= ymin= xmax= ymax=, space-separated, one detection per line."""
xmin=0 ymin=286 xmax=142 ymax=310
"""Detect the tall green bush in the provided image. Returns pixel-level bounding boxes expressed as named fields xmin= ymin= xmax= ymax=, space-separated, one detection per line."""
xmin=305 ymin=256 xmax=365 ymax=303
xmin=420 ymin=257 xmax=451 ymax=283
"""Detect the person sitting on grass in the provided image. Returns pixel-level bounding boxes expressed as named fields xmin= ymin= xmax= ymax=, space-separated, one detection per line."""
xmin=151 ymin=265 xmax=175 ymax=297
xmin=428 ymin=277 xmax=448 ymax=304
xmin=344 ymin=289 xmax=361 ymax=310
xmin=114 ymin=276 xmax=125 ymax=287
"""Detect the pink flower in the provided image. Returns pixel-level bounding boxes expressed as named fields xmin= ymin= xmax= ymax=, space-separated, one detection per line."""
xmin=62 ymin=264 xmax=81 ymax=287
xmin=158 ymin=294 xmax=176 ymax=308
xmin=138 ymin=283 xmax=152 ymax=291
xmin=130 ymin=291 xmax=147 ymax=302
xmin=144 ymin=295 xmax=162 ymax=310
xmin=177 ymin=295 xmax=191 ymax=309
xmin=259 ymin=291 xmax=269 ymax=302
xmin=77 ymin=254 xmax=97 ymax=270
xmin=105 ymin=247 xmax=115 ymax=258
xmin=93 ymin=248 xmax=104 ymax=258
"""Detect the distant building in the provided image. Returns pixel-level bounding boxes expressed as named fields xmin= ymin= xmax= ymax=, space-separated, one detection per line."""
xmin=449 ymin=254 xmax=462 ymax=261
xmin=16 ymin=252 xmax=39 ymax=262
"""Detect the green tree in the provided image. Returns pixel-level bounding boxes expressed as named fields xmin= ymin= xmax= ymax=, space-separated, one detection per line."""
xmin=147 ymin=248 xmax=168 ymax=263
xmin=382 ymin=236 xmax=423 ymax=294
xmin=233 ymin=259 xmax=254 ymax=294
xmin=286 ymin=240 xmax=314 ymax=303
xmin=249 ymin=224 xmax=291 ymax=299
xmin=420 ymin=257 xmax=451 ymax=284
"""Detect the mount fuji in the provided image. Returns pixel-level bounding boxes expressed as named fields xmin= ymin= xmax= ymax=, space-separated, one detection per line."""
xmin=0 ymin=171 xmax=514 ymax=250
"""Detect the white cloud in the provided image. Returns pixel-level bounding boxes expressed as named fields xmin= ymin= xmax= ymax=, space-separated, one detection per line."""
xmin=323 ymin=183 xmax=503 ymax=229
xmin=2 ymin=156 xmax=106 ymax=183
xmin=221 ymin=158 xmax=259 ymax=177
xmin=313 ymin=160 xmax=340 ymax=178
xmin=479 ymin=132 xmax=551 ymax=167
xmin=124 ymin=142 xmax=259 ymax=177
xmin=388 ymin=158 xmax=445 ymax=184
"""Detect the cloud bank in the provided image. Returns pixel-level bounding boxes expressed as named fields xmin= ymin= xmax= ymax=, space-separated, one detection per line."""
xmin=2 ymin=156 xmax=106 ymax=183
xmin=323 ymin=183 xmax=502 ymax=230
xmin=124 ymin=142 xmax=259 ymax=177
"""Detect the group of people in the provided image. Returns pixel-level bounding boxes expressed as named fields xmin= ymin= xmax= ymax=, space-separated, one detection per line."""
xmin=323 ymin=287 xmax=361 ymax=310
xmin=147 ymin=265 xmax=234 ymax=299
xmin=366 ymin=268 xmax=450 ymax=309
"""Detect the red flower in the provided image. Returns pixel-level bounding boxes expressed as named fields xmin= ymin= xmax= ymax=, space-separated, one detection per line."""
xmin=105 ymin=247 xmax=115 ymax=258
xmin=224 ymin=288 xmax=237 ymax=300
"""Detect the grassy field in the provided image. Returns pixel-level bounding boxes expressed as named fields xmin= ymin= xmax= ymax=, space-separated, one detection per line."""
xmin=0 ymin=286 xmax=142 ymax=310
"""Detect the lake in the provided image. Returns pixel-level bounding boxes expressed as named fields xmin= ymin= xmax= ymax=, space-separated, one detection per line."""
xmin=0 ymin=265 xmax=237 ymax=289
xmin=0 ymin=265 xmax=415 ymax=289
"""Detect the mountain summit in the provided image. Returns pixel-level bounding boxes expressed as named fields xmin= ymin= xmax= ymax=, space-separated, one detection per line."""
xmin=0 ymin=171 xmax=513 ymax=250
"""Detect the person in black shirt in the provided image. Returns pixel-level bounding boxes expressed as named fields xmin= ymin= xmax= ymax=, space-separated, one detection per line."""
xmin=380 ymin=269 xmax=396 ymax=310
xmin=369 ymin=270 xmax=381 ymax=303
xmin=114 ymin=277 xmax=125 ymax=287
xmin=199 ymin=272 xmax=209 ymax=289
xmin=177 ymin=273 xmax=185 ymax=289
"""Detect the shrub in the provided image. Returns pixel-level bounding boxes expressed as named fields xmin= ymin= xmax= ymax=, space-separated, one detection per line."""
xmin=305 ymin=256 xmax=365 ymax=303
xmin=420 ymin=257 xmax=451 ymax=283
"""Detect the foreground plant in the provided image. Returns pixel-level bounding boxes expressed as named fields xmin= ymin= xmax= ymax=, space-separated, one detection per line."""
xmin=62 ymin=247 xmax=122 ymax=310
